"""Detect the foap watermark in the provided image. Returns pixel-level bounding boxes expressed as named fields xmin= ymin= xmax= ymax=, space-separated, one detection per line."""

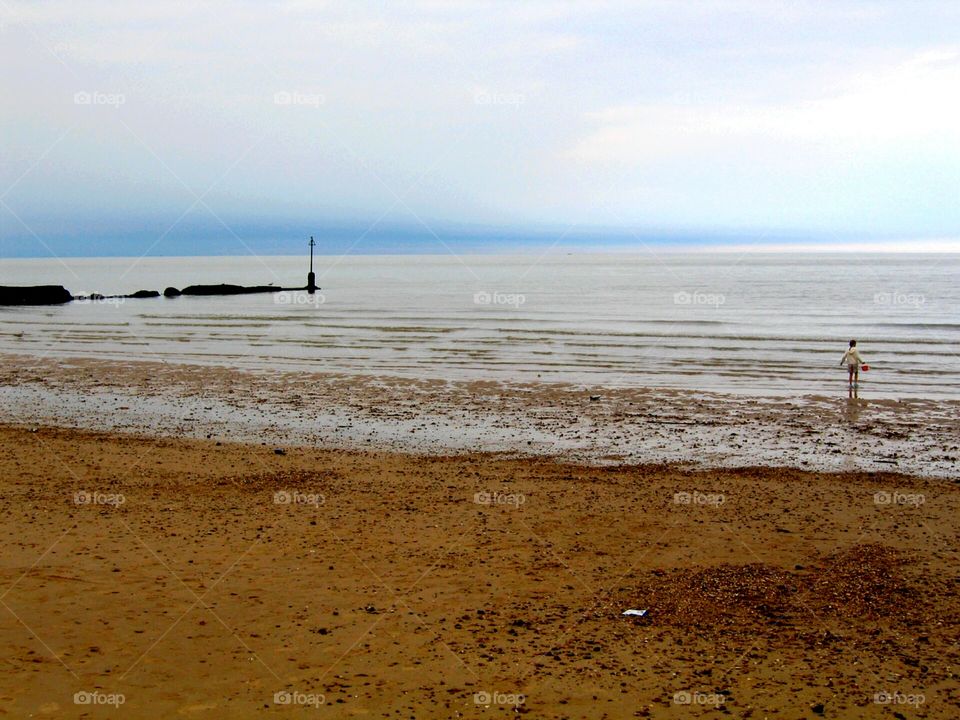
xmin=74 ymin=490 xmax=125 ymax=507
xmin=274 ymin=90 xmax=325 ymax=108
xmin=673 ymin=690 xmax=725 ymax=707
xmin=874 ymin=690 xmax=925 ymax=707
xmin=473 ymin=89 xmax=525 ymax=107
xmin=274 ymin=690 xmax=325 ymax=708
xmin=474 ymin=490 xmax=525 ymax=508
xmin=673 ymin=491 xmax=725 ymax=507
xmin=274 ymin=490 xmax=325 ymax=507
xmin=275 ymin=291 xmax=325 ymax=308
xmin=73 ymin=292 xmax=124 ymax=307
xmin=874 ymin=291 xmax=925 ymax=309
xmin=473 ymin=690 xmax=526 ymax=707
xmin=74 ymin=691 xmax=125 ymax=707
xmin=874 ymin=490 xmax=925 ymax=507
xmin=74 ymin=90 xmax=125 ymax=108
xmin=473 ymin=290 xmax=525 ymax=308
xmin=673 ymin=290 xmax=725 ymax=308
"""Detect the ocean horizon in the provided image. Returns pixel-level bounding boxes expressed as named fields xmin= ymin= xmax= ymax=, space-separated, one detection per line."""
xmin=4 ymin=236 xmax=960 ymax=259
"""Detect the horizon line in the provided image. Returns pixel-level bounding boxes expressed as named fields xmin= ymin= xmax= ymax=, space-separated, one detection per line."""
xmin=3 ymin=238 xmax=960 ymax=261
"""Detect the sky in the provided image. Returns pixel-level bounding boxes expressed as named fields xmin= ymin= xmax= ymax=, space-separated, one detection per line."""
xmin=2 ymin=0 xmax=960 ymax=257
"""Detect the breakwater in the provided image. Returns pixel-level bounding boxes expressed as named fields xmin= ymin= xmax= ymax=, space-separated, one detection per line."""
xmin=0 ymin=283 xmax=313 ymax=306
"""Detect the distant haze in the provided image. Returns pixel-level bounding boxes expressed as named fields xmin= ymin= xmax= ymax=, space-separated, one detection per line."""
xmin=2 ymin=1 xmax=960 ymax=257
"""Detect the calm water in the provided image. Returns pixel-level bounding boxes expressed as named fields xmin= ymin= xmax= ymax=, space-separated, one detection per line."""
xmin=1 ymin=253 xmax=958 ymax=398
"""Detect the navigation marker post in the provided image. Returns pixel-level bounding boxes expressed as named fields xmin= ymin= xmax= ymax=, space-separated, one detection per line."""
xmin=307 ymin=236 xmax=317 ymax=294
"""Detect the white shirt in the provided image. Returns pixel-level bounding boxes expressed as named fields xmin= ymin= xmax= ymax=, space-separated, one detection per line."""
xmin=841 ymin=347 xmax=863 ymax=367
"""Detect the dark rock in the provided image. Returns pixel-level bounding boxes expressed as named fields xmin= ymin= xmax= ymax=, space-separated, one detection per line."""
xmin=0 ymin=285 xmax=72 ymax=306
xmin=126 ymin=290 xmax=160 ymax=299
xmin=180 ymin=284 xmax=281 ymax=296
xmin=163 ymin=287 xmax=182 ymax=297
xmin=274 ymin=448 xmax=286 ymax=456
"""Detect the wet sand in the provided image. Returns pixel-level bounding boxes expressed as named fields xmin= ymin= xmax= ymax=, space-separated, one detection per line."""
xmin=1 ymin=354 xmax=958 ymax=477
xmin=1 ymin=424 xmax=958 ymax=718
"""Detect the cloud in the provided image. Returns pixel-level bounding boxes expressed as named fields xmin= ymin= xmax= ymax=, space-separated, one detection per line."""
xmin=4 ymin=0 xmax=960 ymax=240
xmin=567 ymin=49 xmax=960 ymax=164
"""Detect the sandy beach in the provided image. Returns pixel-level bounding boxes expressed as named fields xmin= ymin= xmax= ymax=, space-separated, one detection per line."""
xmin=1 ymin=417 xmax=958 ymax=718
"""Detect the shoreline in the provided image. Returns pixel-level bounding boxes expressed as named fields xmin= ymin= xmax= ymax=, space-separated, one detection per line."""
xmin=1 ymin=352 xmax=957 ymax=478
xmin=1 ymin=423 xmax=957 ymax=717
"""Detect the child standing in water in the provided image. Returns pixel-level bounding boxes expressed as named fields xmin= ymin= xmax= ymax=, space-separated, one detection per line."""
xmin=840 ymin=339 xmax=865 ymax=398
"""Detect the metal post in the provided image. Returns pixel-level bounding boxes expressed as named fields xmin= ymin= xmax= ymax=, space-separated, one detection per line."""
xmin=307 ymin=236 xmax=317 ymax=293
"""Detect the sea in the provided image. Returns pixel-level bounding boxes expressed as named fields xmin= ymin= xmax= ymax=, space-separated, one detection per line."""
xmin=1 ymin=252 xmax=958 ymax=399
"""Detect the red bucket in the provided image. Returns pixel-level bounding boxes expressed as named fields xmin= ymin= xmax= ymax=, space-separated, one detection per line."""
xmin=861 ymin=364 xmax=869 ymax=372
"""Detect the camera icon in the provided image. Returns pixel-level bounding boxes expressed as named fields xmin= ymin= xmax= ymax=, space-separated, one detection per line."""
xmin=74 ymin=491 xmax=91 ymax=505
xmin=873 ymin=491 xmax=892 ymax=505
xmin=274 ymin=691 xmax=292 ymax=704
xmin=473 ymin=291 xmax=492 ymax=305
xmin=473 ymin=491 xmax=492 ymax=505
xmin=673 ymin=491 xmax=691 ymax=505
xmin=274 ymin=91 xmax=292 ymax=105
xmin=673 ymin=690 xmax=691 ymax=705
xmin=474 ymin=691 xmax=492 ymax=705
xmin=273 ymin=490 xmax=292 ymax=505
xmin=73 ymin=691 xmax=91 ymax=705
xmin=673 ymin=291 xmax=691 ymax=305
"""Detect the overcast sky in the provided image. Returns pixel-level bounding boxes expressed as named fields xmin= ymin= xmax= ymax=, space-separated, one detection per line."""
xmin=2 ymin=0 xmax=960 ymax=255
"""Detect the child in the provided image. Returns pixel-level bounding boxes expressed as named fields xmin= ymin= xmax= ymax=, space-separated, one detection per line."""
xmin=840 ymin=339 xmax=865 ymax=398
